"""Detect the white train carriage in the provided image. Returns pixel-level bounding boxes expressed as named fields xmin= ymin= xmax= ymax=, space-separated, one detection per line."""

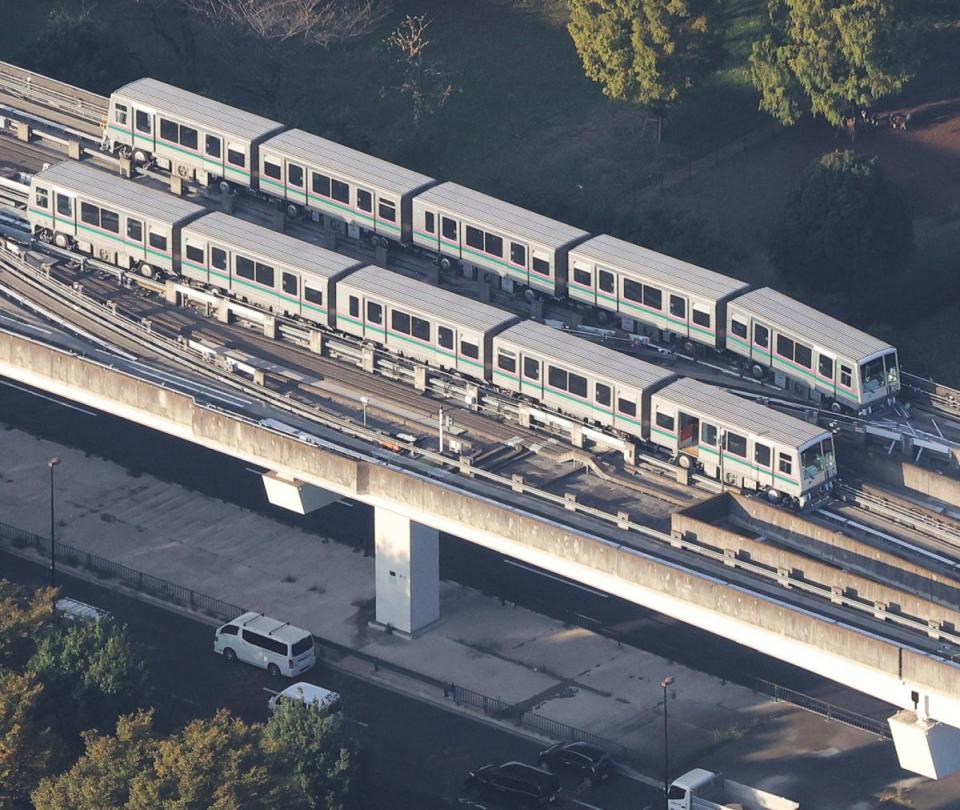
xmin=106 ymin=78 xmax=285 ymax=190
xmin=335 ymin=265 xmax=518 ymax=381
xmin=257 ymin=129 xmax=436 ymax=246
xmin=725 ymin=287 xmax=899 ymax=413
xmin=491 ymin=320 xmax=677 ymax=438
xmin=568 ymin=235 xmax=750 ymax=351
xmin=412 ymin=183 xmax=590 ymax=299
xmin=650 ymin=377 xmax=836 ymax=507
xmin=179 ymin=212 xmax=361 ymax=327
xmin=28 ymin=161 xmax=205 ymax=277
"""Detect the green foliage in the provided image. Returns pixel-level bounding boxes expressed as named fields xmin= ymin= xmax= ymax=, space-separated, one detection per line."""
xmin=567 ymin=0 xmax=716 ymax=112
xmin=0 ymin=670 xmax=58 ymax=808
xmin=749 ymin=0 xmax=917 ymax=127
xmin=264 ymin=699 xmax=359 ymax=810
xmin=0 ymin=579 xmax=55 ymax=669
xmin=771 ymin=150 xmax=912 ymax=298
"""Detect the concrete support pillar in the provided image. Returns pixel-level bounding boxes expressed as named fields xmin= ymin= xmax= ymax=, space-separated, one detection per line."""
xmin=164 ymin=280 xmax=180 ymax=306
xmin=323 ymin=223 xmax=338 ymax=250
xmin=874 ymin=601 xmax=888 ymax=621
xmin=374 ymin=507 xmax=439 ymax=636
xmin=928 ymin=619 xmax=941 ymax=640
xmin=889 ymin=709 xmax=960 ymax=779
xmin=118 ymin=157 xmax=132 ymax=178
xmin=309 ymin=330 xmax=324 ymax=355
xmin=218 ymin=192 xmax=234 ymax=213
xmin=511 ymin=474 xmax=524 ymax=493
xmin=141 ymin=319 xmax=152 ymax=334
xmin=530 ymin=298 xmax=544 ymax=321
xmin=169 ymin=175 xmax=184 ymax=196
xmin=830 ymin=586 xmax=843 ymax=605
xmin=15 ymin=120 xmax=31 ymax=142
xmin=901 ymin=435 xmax=915 ymax=457
xmin=464 ymin=383 xmax=480 ymax=411
xmin=253 ymin=369 xmax=266 ymax=386
xmin=361 ymin=346 xmax=375 ymax=374
xmin=675 ymin=466 xmax=690 ymax=485
xmin=375 ymin=244 xmax=388 ymax=267
xmin=67 ymin=140 xmax=82 ymax=160
xmin=459 ymin=456 xmax=474 ymax=477
xmin=776 ymin=567 xmax=791 ymax=587
xmin=669 ymin=529 xmax=684 ymax=549
xmin=217 ymin=298 xmax=231 ymax=324
xmin=271 ymin=209 xmax=285 ymax=233
xmin=617 ymin=511 xmax=630 ymax=530
xmin=570 ymin=423 xmax=583 ymax=448
xmin=723 ymin=547 xmax=737 ymax=567
xmin=107 ymin=301 xmax=118 ymax=315
xmin=564 ymin=492 xmax=577 ymax=511
xmin=262 ymin=315 xmax=277 ymax=340
xmin=622 ymin=443 xmax=636 ymax=466
xmin=414 ymin=364 xmax=427 ymax=392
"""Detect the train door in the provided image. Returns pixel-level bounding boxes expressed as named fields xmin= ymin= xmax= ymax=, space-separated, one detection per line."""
xmin=202 ymin=132 xmax=223 ymax=181
xmin=132 ymin=108 xmax=155 ymax=161
xmin=676 ymin=410 xmax=699 ymax=468
xmin=816 ymin=351 xmax=838 ymax=402
xmin=280 ymin=271 xmax=300 ymax=318
xmin=570 ymin=260 xmax=595 ymax=306
xmin=668 ymin=294 xmax=688 ymax=339
xmin=440 ymin=215 xmax=459 ymax=260
xmin=53 ymin=191 xmax=75 ymax=240
xmin=521 ymin=355 xmax=543 ymax=398
xmin=286 ymin=161 xmax=307 ymax=212
xmin=752 ymin=441 xmax=774 ymax=490
xmin=699 ymin=422 xmax=720 ymax=476
xmin=530 ymin=249 xmax=553 ymax=294
xmin=751 ymin=320 xmax=772 ymax=366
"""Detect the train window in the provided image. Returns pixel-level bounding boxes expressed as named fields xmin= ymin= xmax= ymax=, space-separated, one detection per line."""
xmin=595 ymin=382 xmax=611 ymax=406
xmin=510 ymin=242 xmax=526 ymax=266
xmin=210 ymin=246 xmax=226 ymax=270
xmin=460 ymin=340 xmax=479 ymax=359
xmin=34 ymin=186 xmax=49 ymax=208
xmin=282 ymin=272 xmax=298 ymax=296
xmin=568 ymin=373 xmax=588 ymax=398
xmin=160 ymin=117 xmax=178 ymax=142
xmin=56 ymin=194 xmax=72 ymax=217
xmin=617 ymin=398 xmax=637 ymax=417
xmin=655 ymin=412 xmax=675 ymax=432
xmin=379 ymin=200 xmax=397 ymax=222
xmin=755 ymin=443 xmax=772 ymax=467
xmin=484 ymin=233 xmax=502 ymax=257
xmin=818 ymin=355 xmax=834 ymax=379
xmin=312 ymin=173 xmax=331 ymax=197
xmin=573 ymin=267 xmax=591 ymax=287
xmin=497 ymin=350 xmax=516 ymax=373
xmin=532 ymin=257 xmax=550 ymax=276
xmin=227 ymin=147 xmax=245 ymax=168
xmin=148 ymin=232 xmax=168 ymax=252
xmin=348 ymin=296 xmax=359 ymax=317
xmin=127 ymin=219 xmax=143 ymax=242
xmin=438 ymin=325 xmax=453 ymax=350
xmin=598 ymin=269 xmax=614 ymax=294
xmin=725 ymin=432 xmax=747 ymax=458
xmin=263 ymin=160 xmax=282 ymax=181
xmin=80 ymin=202 xmax=99 ymax=226
xmin=731 ymin=320 xmax=747 ymax=339
xmin=523 ymin=357 xmax=540 ymax=380
xmin=701 ymin=423 xmax=718 ymax=446
xmin=205 ymin=134 xmax=220 ymax=158
xmin=357 ymin=190 xmax=372 ymax=213
xmin=331 ymin=179 xmax=350 ymax=204
xmin=179 ymin=126 xmax=198 ymax=150
xmin=235 ymin=255 xmax=255 ymax=280
xmin=391 ymin=310 xmax=411 ymax=334
xmin=424 ymin=211 xmax=435 ymax=234
xmin=670 ymin=295 xmax=685 ymax=319
xmin=840 ymin=364 xmax=852 ymax=388
xmin=366 ymin=301 xmax=382 ymax=324
xmin=304 ymin=286 xmax=322 ymax=305
xmin=776 ymin=334 xmax=794 ymax=360
xmin=288 ymin=163 xmax=304 ymax=187
xmin=692 ymin=309 xmax=711 ymax=328
xmin=255 ymin=263 xmax=274 ymax=287
xmin=115 ymin=104 xmax=128 ymax=125
xmin=465 ymin=226 xmax=484 ymax=250
xmin=100 ymin=209 xmax=119 ymax=234
xmin=548 ymin=365 xmax=567 ymax=391
xmin=753 ymin=323 xmax=769 ymax=348
xmin=794 ymin=342 xmax=813 ymax=369
xmin=412 ymin=316 xmax=430 ymax=341
xmin=441 ymin=217 xmax=457 ymax=241
xmin=642 ymin=285 xmax=662 ymax=311
xmin=623 ymin=279 xmax=642 ymax=303
xmin=778 ymin=453 xmax=793 ymax=476
xmin=185 ymin=244 xmax=204 ymax=264
xmin=135 ymin=110 xmax=151 ymax=133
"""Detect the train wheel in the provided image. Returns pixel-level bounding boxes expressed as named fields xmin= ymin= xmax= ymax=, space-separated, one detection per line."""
xmin=677 ymin=454 xmax=692 ymax=470
xmin=52 ymin=232 xmax=71 ymax=249
xmin=439 ymin=256 xmax=453 ymax=272
xmin=830 ymin=401 xmax=843 ymax=413
xmin=750 ymin=363 xmax=766 ymax=380
xmin=139 ymin=263 xmax=156 ymax=279
xmin=286 ymin=203 xmax=299 ymax=218
xmin=369 ymin=232 xmax=381 ymax=248
xmin=218 ymin=180 xmax=232 ymax=195
xmin=682 ymin=340 xmax=697 ymax=357
xmin=765 ymin=488 xmax=782 ymax=505
xmin=133 ymin=149 xmax=150 ymax=164
xmin=379 ymin=236 xmax=390 ymax=249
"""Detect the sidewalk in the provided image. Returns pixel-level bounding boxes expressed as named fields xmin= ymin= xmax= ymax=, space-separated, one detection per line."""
xmin=3 ymin=423 xmax=952 ymax=808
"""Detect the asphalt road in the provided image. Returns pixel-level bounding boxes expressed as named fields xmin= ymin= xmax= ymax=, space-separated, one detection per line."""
xmin=1 ymin=551 xmax=662 ymax=810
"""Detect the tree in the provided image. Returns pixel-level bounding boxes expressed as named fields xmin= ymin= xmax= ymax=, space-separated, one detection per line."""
xmin=0 ymin=670 xmax=58 ymax=808
xmin=749 ymin=0 xmax=917 ymax=128
xmin=0 ymin=579 xmax=55 ymax=669
xmin=264 ymin=697 xmax=359 ymax=810
xmin=568 ymin=0 xmax=715 ymax=138
xmin=385 ymin=15 xmax=456 ymax=128
xmin=771 ymin=150 xmax=912 ymax=295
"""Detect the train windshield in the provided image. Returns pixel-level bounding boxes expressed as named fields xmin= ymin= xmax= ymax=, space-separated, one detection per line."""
xmin=860 ymin=351 xmax=898 ymax=393
xmin=800 ymin=438 xmax=835 ymax=481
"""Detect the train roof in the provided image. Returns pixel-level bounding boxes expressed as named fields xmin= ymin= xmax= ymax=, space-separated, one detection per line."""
xmin=182 ymin=212 xmax=360 ymax=279
xmin=571 ymin=234 xmax=750 ymax=300
xmin=416 ymin=183 xmax=590 ymax=250
xmin=732 ymin=287 xmax=894 ymax=361
xmin=34 ymin=161 xmax=205 ymax=224
xmin=655 ymin=377 xmax=830 ymax=448
xmin=496 ymin=320 xmax=677 ymax=391
xmin=113 ymin=78 xmax=284 ymax=142
xmin=262 ymin=129 xmax=436 ymax=198
xmin=339 ymin=266 xmax=518 ymax=333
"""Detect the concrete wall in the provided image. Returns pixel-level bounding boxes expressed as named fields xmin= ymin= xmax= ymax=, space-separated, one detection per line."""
xmin=853 ymin=448 xmax=960 ymax=508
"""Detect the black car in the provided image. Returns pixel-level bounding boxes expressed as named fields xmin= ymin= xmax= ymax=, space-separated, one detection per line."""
xmin=464 ymin=761 xmax=561 ymax=807
xmin=538 ymin=741 xmax=614 ymax=783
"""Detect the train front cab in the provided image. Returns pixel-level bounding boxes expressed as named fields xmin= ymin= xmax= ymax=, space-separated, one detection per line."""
xmin=858 ymin=349 xmax=900 ymax=413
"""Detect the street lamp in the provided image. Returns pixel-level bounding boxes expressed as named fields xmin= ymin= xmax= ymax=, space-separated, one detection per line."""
xmin=48 ymin=457 xmax=61 ymax=587
xmin=360 ymin=396 xmax=369 ymax=427
xmin=661 ymin=675 xmax=675 ymax=810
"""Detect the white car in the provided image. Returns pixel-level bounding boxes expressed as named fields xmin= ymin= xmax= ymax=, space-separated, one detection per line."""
xmin=267 ymin=682 xmax=342 ymax=718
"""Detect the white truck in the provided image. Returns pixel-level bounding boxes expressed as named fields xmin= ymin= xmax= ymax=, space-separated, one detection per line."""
xmin=667 ymin=768 xmax=799 ymax=810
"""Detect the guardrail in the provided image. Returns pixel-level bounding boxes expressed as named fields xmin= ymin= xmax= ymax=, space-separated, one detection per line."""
xmin=0 ymin=60 xmax=107 ymax=128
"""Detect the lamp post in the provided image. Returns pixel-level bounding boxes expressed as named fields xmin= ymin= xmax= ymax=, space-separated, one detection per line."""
xmin=360 ymin=396 xmax=369 ymax=427
xmin=661 ymin=675 xmax=674 ymax=810
xmin=48 ymin=457 xmax=61 ymax=587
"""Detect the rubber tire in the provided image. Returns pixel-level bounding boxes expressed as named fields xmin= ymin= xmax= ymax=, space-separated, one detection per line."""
xmin=286 ymin=203 xmax=299 ymax=218
xmin=267 ymin=663 xmax=281 ymax=678
xmin=53 ymin=232 xmax=70 ymax=249
xmin=439 ymin=256 xmax=453 ymax=272
xmin=678 ymin=454 xmax=692 ymax=470
xmin=223 ymin=648 xmax=237 ymax=662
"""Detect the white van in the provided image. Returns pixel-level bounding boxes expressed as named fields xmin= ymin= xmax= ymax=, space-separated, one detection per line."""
xmin=267 ymin=682 xmax=342 ymax=718
xmin=214 ymin=612 xmax=316 ymax=677
xmin=56 ymin=597 xmax=111 ymax=623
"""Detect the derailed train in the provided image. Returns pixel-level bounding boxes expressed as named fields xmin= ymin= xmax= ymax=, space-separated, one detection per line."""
xmin=27 ymin=160 xmax=837 ymax=508
xmin=99 ymin=77 xmax=901 ymax=413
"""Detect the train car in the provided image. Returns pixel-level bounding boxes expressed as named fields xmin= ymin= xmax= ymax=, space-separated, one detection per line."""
xmin=257 ymin=129 xmax=436 ymax=245
xmin=649 ymin=377 xmax=836 ymax=508
xmin=412 ymin=183 xmax=590 ymax=299
xmin=27 ymin=160 xmax=205 ymax=278
xmin=491 ymin=320 xmax=677 ymax=439
xmin=179 ymin=211 xmax=361 ymax=327
xmin=105 ymin=78 xmax=285 ymax=190
xmin=334 ymin=265 xmax=519 ymax=381
xmin=725 ymin=287 xmax=899 ymax=413
xmin=567 ymin=235 xmax=750 ymax=352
